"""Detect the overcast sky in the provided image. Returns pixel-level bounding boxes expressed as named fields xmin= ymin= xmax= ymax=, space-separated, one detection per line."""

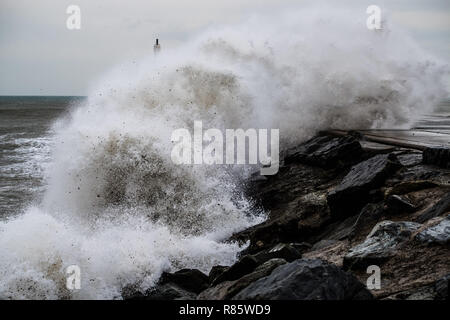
xmin=0 ymin=0 xmax=449 ymax=96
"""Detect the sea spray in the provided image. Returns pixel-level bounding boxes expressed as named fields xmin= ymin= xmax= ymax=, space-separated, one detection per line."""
xmin=0 ymin=7 xmax=448 ymax=299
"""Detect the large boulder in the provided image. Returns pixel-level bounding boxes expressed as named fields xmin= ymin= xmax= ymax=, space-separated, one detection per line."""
xmin=344 ymin=220 xmax=421 ymax=269
xmin=198 ymin=258 xmax=287 ymax=300
xmin=232 ymin=259 xmax=373 ymax=300
xmin=159 ymin=269 xmax=209 ymax=294
xmin=284 ymin=135 xmax=363 ymax=168
xmin=327 ymin=153 xmax=401 ymax=218
xmin=211 ymin=255 xmax=258 ymax=285
xmin=125 ymin=283 xmax=196 ymax=300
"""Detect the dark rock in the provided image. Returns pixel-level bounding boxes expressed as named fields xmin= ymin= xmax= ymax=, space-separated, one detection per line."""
xmin=385 ymin=180 xmax=438 ymax=196
xmin=252 ymin=243 xmax=302 ymax=264
xmin=415 ymin=215 xmax=450 ymax=245
xmin=198 ymin=258 xmax=287 ymax=300
xmin=350 ymin=202 xmax=385 ymax=237
xmin=208 ymin=265 xmax=228 ymax=283
xmin=309 ymin=215 xmax=359 ymax=243
xmin=396 ymin=152 xmax=423 ymax=167
xmin=415 ymin=192 xmax=450 ymax=223
xmin=212 ymin=255 xmax=258 ymax=285
xmin=383 ymin=285 xmax=436 ymax=300
xmin=386 ymin=195 xmax=416 ymax=214
xmin=311 ymin=202 xmax=385 ymax=244
xmin=394 ymin=165 xmax=443 ymax=183
xmin=290 ymin=242 xmax=312 ymax=252
xmin=311 ymin=239 xmax=340 ymax=251
xmin=233 ymin=193 xmax=330 ymax=254
xmin=327 ymin=153 xmax=402 ymax=218
xmin=126 ymin=283 xmax=197 ymax=300
xmin=344 ymin=220 xmax=421 ymax=269
xmin=232 ymin=259 xmax=373 ymax=300
xmin=434 ymin=274 xmax=450 ymax=300
xmin=160 ymin=269 xmax=209 ymax=294
xmin=423 ymin=147 xmax=450 ymax=168
xmin=284 ymin=135 xmax=363 ymax=168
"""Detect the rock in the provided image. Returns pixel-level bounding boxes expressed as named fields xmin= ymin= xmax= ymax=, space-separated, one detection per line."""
xmin=290 ymin=242 xmax=312 ymax=252
xmin=383 ymin=285 xmax=436 ymax=300
xmin=384 ymin=180 xmax=438 ymax=197
xmin=212 ymin=255 xmax=258 ymax=285
xmin=252 ymin=243 xmax=302 ymax=264
xmin=311 ymin=239 xmax=340 ymax=251
xmin=208 ymin=266 xmax=228 ymax=283
xmin=434 ymin=274 xmax=449 ymax=300
xmin=415 ymin=215 xmax=450 ymax=245
xmin=394 ymin=151 xmax=423 ymax=167
xmin=284 ymin=135 xmax=363 ymax=168
xmin=159 ymin=269 xmax=209 ymax=294
xmin=309 ymin=215 xmax=359 ymax=243
xmin=328 ymin=153 xmax=402 ymax=218
xmin=394 ymin=165 xmax=443 ymax=183
xmin=232 ymin=259 xmax=373 ymax=300
xmin=415 ymin=192 xmax=450 ymax=223
xmin=423 ymin=147 xmax=450 ymax=168
xmin=344 ymin=220 xmax=421 ymax=269
xmin=127 ymin=283 xmax=197 ymax=300
xmin=360 ymin=141 xmax=396 ymax=155
xmin=198 ymin=259 xmax=287 ymax=300
xmin=197 ymin=281 xmax=236 ymax=300
xmin=386 ymin=195 xmax=416 ymax=214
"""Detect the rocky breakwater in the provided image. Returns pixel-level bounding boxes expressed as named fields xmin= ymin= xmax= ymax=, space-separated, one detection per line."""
xmin=125 ymin=133 xmax=450 ymax=300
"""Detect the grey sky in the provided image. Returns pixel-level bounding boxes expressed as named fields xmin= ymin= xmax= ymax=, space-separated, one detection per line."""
xmin=0 ymin=0 xmax=449 ymax=96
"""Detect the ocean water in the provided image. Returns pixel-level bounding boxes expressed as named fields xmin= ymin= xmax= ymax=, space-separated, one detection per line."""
xmin=0 ymin=7 xmax=448 ymax=299
xmin=0 ymin=97 xmax=80 ymax=217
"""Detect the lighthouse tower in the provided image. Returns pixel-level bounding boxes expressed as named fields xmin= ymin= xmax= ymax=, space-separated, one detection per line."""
xmin=153 ymin=38 xmax=161 ymax=54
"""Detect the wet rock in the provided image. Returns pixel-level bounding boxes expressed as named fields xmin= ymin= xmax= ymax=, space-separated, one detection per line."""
xmin=232 ymin=259 xmax=373 ymax=300
xmin=208 ymin=266 xmax=228 ymax=283
xmin=212 ymin=255 xmax=258 ymax=285
xmin=434 ymin=274 xmax=449 ymax=300
xmin=198 ymin=258 xmax=287 ymax=300
xmin=415 ymin=215 xmax=450 ymax=245
xmin=386 ymin=195 xmax=416 ymax=214
xmin=127 ymin=283 xmax=197 ymax=300
xmin=328 ymin=153 xmax=401 ymax=218
xmin=415 ymin=192 xmax=450 ymax=223
xmin=344 ymin=220 xmax=421 ymax=269
xmin=284 ymin=135 xmax=363 ymax=168
xmin=160 ymin=269 xmax=209 ymax=294
xmin=423 ymin=147 xmax=450 ymax=168
xmin=252 ymin=243 xmax=302 ymax=264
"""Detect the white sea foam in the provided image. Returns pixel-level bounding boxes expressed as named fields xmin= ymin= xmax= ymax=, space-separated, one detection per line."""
xmin=0 ymin=7 xmax=448 ymax=299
